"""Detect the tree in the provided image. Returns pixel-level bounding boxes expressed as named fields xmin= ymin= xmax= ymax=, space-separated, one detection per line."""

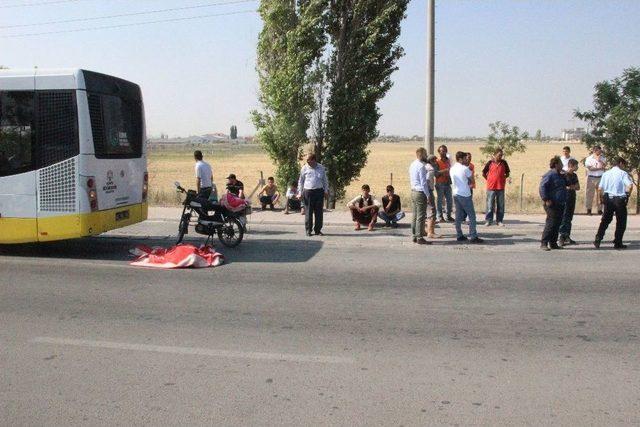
xmin=252 ymin=0 xmax=327 ymax=191
xmin=230 ymin=125 xmax=238 ymax=140
xmin=321 ymin=0 xmax=409 ymax=207
xmin=480 ymin=121 xmax=529 ymax=159
xmin=534 ymin=129 xmax=543 ymax=143
xmin=575 ymin=67 xmax=640 ymax=213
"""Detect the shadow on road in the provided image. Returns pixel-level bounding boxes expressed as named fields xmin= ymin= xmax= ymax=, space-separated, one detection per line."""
xmin=0 ymin=236 xmax=324 ymax=264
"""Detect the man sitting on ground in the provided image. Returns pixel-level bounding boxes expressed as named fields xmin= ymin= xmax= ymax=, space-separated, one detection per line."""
xmin=284 ymin=182 xmax=304 ymax=215
xmin=257 ymin=176 xmax=280 ymax=210
xmin=226 ymin=174 xmax=245 ymax=199
xmin=347 ymin=184 xmax=381 ymax=231
xmin=378 ymin=185 xmax=405 ymax=228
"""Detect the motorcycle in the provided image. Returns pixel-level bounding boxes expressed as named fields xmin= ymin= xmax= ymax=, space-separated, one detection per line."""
xmin=174 ymin=182 xmax=246 ymax=247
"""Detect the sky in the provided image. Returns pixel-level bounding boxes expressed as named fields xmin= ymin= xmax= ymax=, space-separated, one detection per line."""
xmin=1 ymin=0 xmax=639 ymax=138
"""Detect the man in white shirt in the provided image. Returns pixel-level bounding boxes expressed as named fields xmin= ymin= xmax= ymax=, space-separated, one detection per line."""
xmin=347 ymin=184 xmax=380 ymax=231
xmin=584 ymin=145 xmax=606 ymax=215
xmin=194 ymin=150 xmax=213 ymax=199
xmin=560 ymin=146 xmax=575 ymax=172
xmin=450 ymin=151 xmax=483 ymax=243
xmin=298 ymin=153 xmax=329 ymax=236
xmin=408 ymin=148 xmax=432 ymax=245
xmin=594 ymin=157 xmax=634 ymax=249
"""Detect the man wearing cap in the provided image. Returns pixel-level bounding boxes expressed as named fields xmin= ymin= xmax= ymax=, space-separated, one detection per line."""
xmin=225 ymin=174 xmax=245 ymax=199
xmin=594 ymin=157 xmax=634 ymax=249
xmin=194 ymin=150 xmax=213 ymax=199
xmin=584 ymin=146 xmax=606 ymax=215
xmin=298 ymin=153 xmax=329 ymax=236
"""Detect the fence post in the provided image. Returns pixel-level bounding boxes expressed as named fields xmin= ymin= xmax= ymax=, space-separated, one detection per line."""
xmin=390 ymin=172 xmax=393 ymax=186
xmin=520 ymin=173 xmax=525 ymax=211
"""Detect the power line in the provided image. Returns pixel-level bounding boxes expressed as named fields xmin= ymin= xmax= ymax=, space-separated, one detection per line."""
xmin=0 ymin=0 xmax=88 ymax=9
xmin=1 ymin=9 xmax=257 ymax=38
xmin=0 ymin=0 xmax=257 ymax=29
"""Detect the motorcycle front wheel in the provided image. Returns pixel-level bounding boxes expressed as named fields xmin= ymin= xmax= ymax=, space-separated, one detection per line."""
xmin=217 ymin=217 xmax=244 ymax=247
xmin=177 ymin=213 xmax=190 ymax=244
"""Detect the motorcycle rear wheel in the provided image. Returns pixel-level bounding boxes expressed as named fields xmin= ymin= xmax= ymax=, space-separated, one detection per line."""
xmin=217 ymin=217 xmax=244 ymax=247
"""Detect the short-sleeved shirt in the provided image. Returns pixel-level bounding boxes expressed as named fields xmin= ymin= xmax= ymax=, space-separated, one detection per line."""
xmin=561 ymin=155 xmax=575 ymax=171
xmin=286 ymin=188 xmax=298 ymax=198
xmin=599 ymin=166 xmax=632 ymax=197
xmin=564 ymin=172 xmax=579 ymax=193
xmin=195 ymin=160 xmax=213 ymax=188
xmin=585 ymin=154 xmax=606 ymax=177
xmin=381 ymin=195 xmax=401 ymax=213
xmin=424 ymin=163 xmax=436 ymax=191
xmin=435 ymin=158 xmax=451 ymax=185
xmin=226 ymin=180 xmax=244 ymax=197
xmin=450 ymin=163 xmax=473 ymax=197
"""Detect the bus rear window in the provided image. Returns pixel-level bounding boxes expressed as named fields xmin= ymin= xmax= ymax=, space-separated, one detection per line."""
xmin=89 ymin=93 xmax=142 ymax=158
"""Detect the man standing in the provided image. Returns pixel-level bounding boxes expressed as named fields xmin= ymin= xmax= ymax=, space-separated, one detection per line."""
xmin=451 ymin=152 xmax=483 ymax=243
xmin=435 ymin=145 xmax=454 ymax=222
xmin=585 ymin=146 xmax=606 ymax=215
xmin=558 ymin=158 xmax=580 ymax=246
xmin=594 ymin=157 xmax=634 ymax=249
xmin=539 ymin=156 xmax=567 ymax=251
xmin=194 ymin=150 xmax=213 ymax=199
xmin=424 ymin=155 xmax=441 ymax=239
xmin=298 ymin=153 xmax=329 ymax=236
xmin=482 ymin=148 xmax=511 ymax=226
xmin=560 ymin=146 xmax=575 ymax=171
xmin=409 ymin=148 xmax=431 ymax=245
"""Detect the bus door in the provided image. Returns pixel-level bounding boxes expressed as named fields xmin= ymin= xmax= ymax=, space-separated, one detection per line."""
xmin=0 ymin=88 xmax=38 ymax=244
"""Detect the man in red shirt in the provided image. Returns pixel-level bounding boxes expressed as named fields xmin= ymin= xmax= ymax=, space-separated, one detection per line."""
xmin=482 ymin=148 xmax=511 ymax=226
xmin=435 ymin=145 xmax=454 ymax=222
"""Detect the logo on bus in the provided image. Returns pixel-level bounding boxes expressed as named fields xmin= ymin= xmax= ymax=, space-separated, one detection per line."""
xmin=103 ymin=170 xmax=118 ymax=194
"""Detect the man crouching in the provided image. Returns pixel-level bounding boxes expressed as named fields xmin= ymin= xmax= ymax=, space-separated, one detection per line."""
xmin=347 ymin=184 xmax=381 ymax=231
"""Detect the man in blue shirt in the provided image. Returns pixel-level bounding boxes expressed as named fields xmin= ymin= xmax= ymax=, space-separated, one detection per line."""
xmin=408 ymin=147 xmax=432 ymax=245
xmin=539 ymin=156 xmax=567 ymax=251
xmin=594 ymin=157 xmax=634 ymax=249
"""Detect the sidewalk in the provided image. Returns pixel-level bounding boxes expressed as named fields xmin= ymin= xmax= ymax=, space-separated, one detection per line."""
xmin=148 ymin=206 xmax=640 ymax=230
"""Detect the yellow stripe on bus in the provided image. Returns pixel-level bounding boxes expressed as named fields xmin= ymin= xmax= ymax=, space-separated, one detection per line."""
xmin=0 ymin=203 xmax=148 ymax=244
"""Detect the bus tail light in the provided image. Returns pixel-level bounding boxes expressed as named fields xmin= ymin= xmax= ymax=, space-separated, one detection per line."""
xmin=84 ymin=176 xmax=98 ymax=211
xmin=142 ymin=172 xmax=149 ymax=202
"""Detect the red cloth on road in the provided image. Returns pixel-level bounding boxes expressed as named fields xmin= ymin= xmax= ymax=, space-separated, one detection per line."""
xmin=130 ymin=244 xmax=224 ymax=269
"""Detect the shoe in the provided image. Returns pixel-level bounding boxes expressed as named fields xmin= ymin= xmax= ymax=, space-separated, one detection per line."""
xmin=587 ymin=209 xmax=592 ymax=216
xmin=558 ymin=236 xmax=567 ymax=247
xmin=436 ymin=216 xmax=445 ymax=224
xmin=593 ymin=239 xmax=601 ymax=248
xmin=383 ymin=223 xmax=391 ymax=228
xmin=541 ymin=243 xmax=551 ymax=251
xmin=567 ymin=238 xmax=577 ymax=245
xmin=284 ymin=211 xmax=290 ymax=215
xmin=496 ymin=222 xmax=505 ymax=227
xmin=549 ymin=243 xmax=564 ymax=250
xmin=412 ymin=237 xmax=417 ymax=243
xmin=446 ymin=216 xmax=455 ymax=223
xmin=354 ymin=224 xmax=361 ymax=231
xmin=391 ymin=222 xmax=399 ymax=228
xmin=306 ymin=231 xmax=312 ymax=237
xmin=456 ymin=236 xmax=469 ymax=242
xmin=315 ymin=231 xmax=324 ymax=236
xmin=597 ymin=210 xmax=603 ymax=215
xmin=416 ymin=238 xmax=431 ymax=245
xmin=614 ymin=243 xmax=627 ymax=250
xmin=469 ymin=237 xmax=484 ymax=244
xmin=484 ymin=221 xmax=492 ymax=227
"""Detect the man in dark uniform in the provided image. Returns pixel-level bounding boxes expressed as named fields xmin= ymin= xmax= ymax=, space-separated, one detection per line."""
xmin=539 ymin=156 xmax=567 ymax=251
xmin=594 ymin=157 xmax=634 ymax=249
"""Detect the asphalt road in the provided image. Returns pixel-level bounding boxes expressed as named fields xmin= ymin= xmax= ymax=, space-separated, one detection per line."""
xmin=1 ymin=217 xmax=639 ymax=426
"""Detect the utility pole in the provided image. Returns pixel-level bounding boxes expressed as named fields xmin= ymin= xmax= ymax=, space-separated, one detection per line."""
xmin=425 ymin=0 xmax=435 ymax=154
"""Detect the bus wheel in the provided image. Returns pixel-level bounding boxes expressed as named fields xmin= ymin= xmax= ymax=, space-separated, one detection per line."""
xmin=217 ymin=217 xmax=244 ymax=248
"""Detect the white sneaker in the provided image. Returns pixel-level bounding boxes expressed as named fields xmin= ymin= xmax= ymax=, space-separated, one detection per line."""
xmin=496 ymin=222 xmax=505 ymax=227
xmin=484 ymin=221 xmax=492 ymax=226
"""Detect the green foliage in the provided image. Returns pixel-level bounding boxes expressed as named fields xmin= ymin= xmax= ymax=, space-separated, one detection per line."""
xmin=575 ymin=67 xmax=640 ymax=212
xmin=534 ymin=129 xmax=542 ymax=142
xmin=230 ymin=125 xmax=238 ymax=140
xmin=252 ymin=0 xmax=327 ymax=191
xmin=480 ymin=121 xmax=529 ymax=159
xmin=322 ymin=0 xmax=409 ymax=205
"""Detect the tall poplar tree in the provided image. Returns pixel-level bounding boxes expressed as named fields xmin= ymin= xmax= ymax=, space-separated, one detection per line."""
xmin=252 ymin=0 xmax=326 ymax=189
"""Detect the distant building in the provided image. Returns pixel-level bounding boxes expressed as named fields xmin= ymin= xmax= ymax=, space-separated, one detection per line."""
xmin=561 ymin=128 xmax=586 ymax=141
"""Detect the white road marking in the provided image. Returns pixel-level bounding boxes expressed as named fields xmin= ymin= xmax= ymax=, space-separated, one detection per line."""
xmin=31 ymin=337 xmax=355 ymax=365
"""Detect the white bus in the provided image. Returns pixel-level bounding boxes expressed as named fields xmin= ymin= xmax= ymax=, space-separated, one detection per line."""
xmin=0 ymin=69 xmax=148 ymax=244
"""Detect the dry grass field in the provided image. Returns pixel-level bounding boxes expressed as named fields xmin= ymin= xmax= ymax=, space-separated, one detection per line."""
xmin=148 ymin=141 xmax=636 ymax=213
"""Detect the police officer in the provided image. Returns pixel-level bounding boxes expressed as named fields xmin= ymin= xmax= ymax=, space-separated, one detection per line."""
xmin=594 ymin=157 xmax=634 ymax=249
